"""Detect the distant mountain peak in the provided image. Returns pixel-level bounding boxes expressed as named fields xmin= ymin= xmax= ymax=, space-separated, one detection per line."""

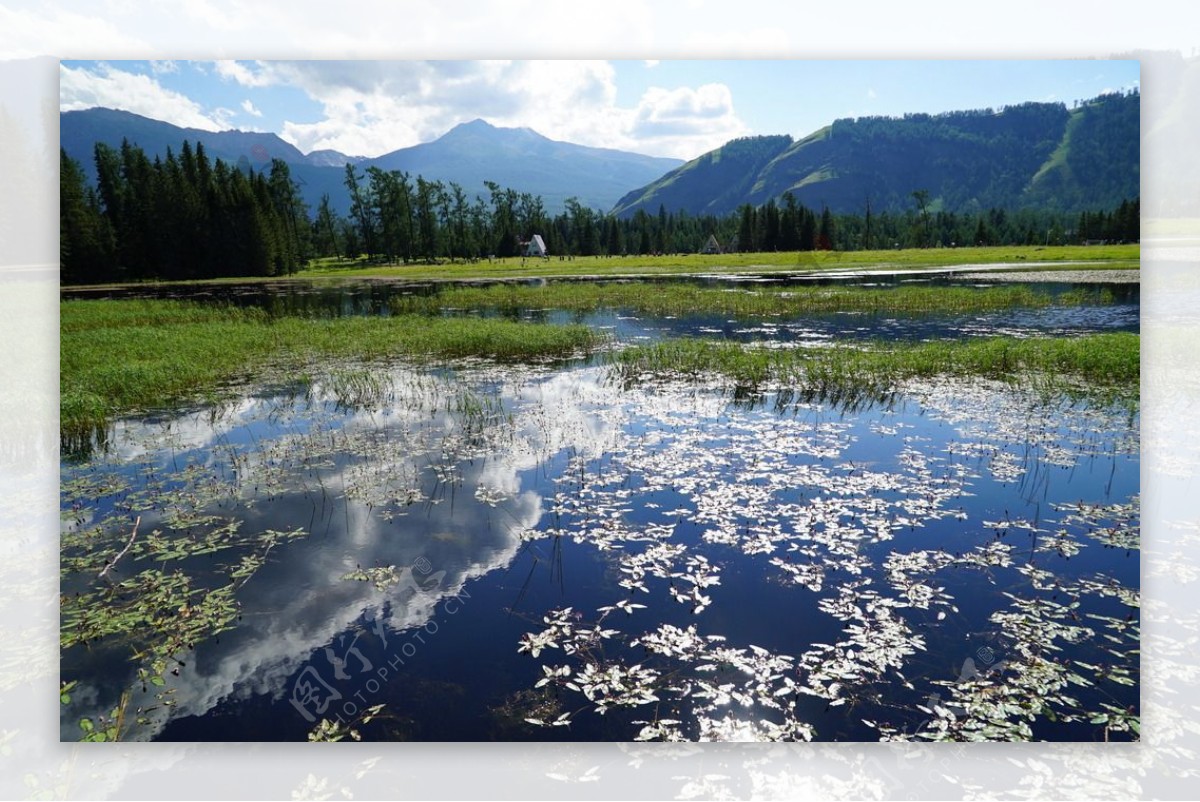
xmin=442 ymin=118 xmax=545 ymax=142
xmin=455 ymin=117 xmax=494 ymax=129
xmin=304 ymin=148 xmax=366 ymax=168
xmin=444 ymin=118 xmax=505 ymax=135
xmin=61 ymin=105 xmax=684 ymax=217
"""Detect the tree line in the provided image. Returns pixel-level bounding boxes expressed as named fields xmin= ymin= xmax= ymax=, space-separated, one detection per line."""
xmin=61 ymin=139 xmax=309 ymax=284
xmin=61 ymin=138 xmax=1139 ymax=285
xmin=725 ymin=193 xmax=1140 ymax=253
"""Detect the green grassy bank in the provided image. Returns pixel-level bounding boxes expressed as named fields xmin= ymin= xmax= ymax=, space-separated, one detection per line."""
xmin=61 ymin=299 xmax=604 ymax=432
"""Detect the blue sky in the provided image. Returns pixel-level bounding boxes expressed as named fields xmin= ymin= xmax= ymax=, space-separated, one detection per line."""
xmin=60 ymin=59 xmax=1140 ymax=161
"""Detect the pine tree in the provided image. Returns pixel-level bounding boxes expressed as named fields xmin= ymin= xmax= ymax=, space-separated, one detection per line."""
xmin=606 ymin=215 xmax=624 ymax=255
xmin=60 ymin=149 xmax=115 ymax=283
xmin=818 ymin=207 xmax=835 ymax=250
xmin=762 ymin=199 xmax=780 ymax=251
xmin=780 ymin=192 xmax=801 ymax=251
xmin=414 ymin=176 xmax=442 ymax=261
xmin=799 ymin=208 xmax=816 ymax=251
xmin=486 ymin=181 xmax=519 ymax=257
xmin=267 ymin=159 xmax=309 ymax=273
xmin=448 ymin=182 xmax=473 ymax=260
xmin=911 ymin=189 xmax=932 ymax=247
xmin=737 ymin=205 xmax=754 ymax=253
xmin=344 ymin=164 xmax=377 ymax=259
xmin=313 ymin=194 xmax=342 ymax=258
xmin=974 ymin=216 xmax=990 ymax=246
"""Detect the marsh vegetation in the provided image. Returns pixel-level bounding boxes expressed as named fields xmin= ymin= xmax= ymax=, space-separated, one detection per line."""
xmin=61 ymin=299 xmax=603 ymax=436
xmin=388 ymin=280 xmax=1119 ymax=318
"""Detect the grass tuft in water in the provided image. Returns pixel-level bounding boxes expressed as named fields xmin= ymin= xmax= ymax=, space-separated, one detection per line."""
xmin=611 ymin=333 xmax=1139 ymax=408
xmin=319 ymin=368 xmax=393 ymax=410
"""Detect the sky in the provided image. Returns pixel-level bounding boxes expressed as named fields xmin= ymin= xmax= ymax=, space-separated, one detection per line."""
xmin=58 ymin=59 xmax=1141 ymax=162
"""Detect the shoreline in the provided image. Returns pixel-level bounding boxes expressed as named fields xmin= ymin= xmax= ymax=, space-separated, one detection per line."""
xmin=955 ymin=268 xmax=1141 ymax=283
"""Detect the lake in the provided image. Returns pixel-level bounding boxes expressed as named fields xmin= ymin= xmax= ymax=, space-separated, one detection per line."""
xmin=60 ymin=275 xmax=1140 ymax=742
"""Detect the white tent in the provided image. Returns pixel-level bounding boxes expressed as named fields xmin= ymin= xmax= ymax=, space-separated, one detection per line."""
xmin=524 ymin=234 xmax=548 ymax=257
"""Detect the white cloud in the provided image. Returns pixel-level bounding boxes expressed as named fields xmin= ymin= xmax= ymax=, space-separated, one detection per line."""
xmin=58 ymin=58 xmax=751 ymax=160
xmin=627 ymin=83 xmax=749 ymax=156
xmin=59 ymin=62 xmax=229 ymax=131
xmin=214 ymin=59 xmax=278 ymax=88
xmin=215 ymin=59 xmax=748 ymax=160
xmin=211 ymin=106 xmax=238 ymax=128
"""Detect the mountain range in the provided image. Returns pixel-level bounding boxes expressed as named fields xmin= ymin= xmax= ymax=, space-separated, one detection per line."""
xmin=62 ymin=89 xmax=1139 ymax=223
xmin=58 ymin=108 xmax=682 ymax=216
xmin=613 ymin=90 xmax=1139 ymax=218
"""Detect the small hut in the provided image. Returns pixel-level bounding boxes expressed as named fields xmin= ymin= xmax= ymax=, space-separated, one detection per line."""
xmin=523 ymin=234 xmax=548 ymax=258
xmin=701 ymin=234 xmax=722 ymax=254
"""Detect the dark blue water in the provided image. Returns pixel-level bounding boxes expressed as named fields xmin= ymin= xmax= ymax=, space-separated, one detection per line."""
xmin=60 ymin=362 xmax=1139 ymax=742
xmin=515 ymin=302 xmax=1138 ymax=345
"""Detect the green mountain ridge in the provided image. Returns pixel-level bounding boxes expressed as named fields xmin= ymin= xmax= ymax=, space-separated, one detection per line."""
xmin=612 ymin=91 xmax=1139 ymax=218
xmin=612 ymin=134 xmax=795 ymax=218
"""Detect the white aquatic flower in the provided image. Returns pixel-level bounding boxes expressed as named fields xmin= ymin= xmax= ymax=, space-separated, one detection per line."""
xmin=534 ymin=663 xmax=573 ymax=688
xmin=633 ymin=718 xmax=687 ymax=741
xmin=615 ymin=599 xmax=647 ymax=615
